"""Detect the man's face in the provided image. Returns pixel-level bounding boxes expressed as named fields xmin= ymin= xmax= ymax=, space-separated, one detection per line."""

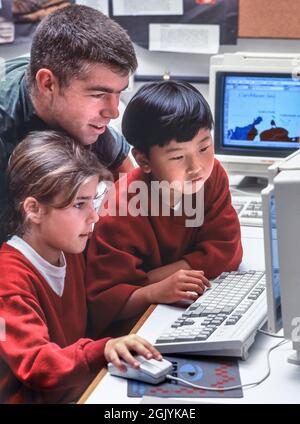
xmin=48 ymin=64 xmax=129 ymax=145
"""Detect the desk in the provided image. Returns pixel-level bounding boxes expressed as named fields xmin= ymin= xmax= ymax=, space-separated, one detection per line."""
xmin=79 ymin=227 xmax=300 ymax=404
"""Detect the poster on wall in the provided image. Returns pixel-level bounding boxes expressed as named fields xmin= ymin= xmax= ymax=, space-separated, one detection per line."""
xmin=149 ymin=23 xmax=220 ymax=54
xmin=113 ymin=0 xmax=183 ymax=16
xmin=109 ymin=0 xmax=238 ymax=49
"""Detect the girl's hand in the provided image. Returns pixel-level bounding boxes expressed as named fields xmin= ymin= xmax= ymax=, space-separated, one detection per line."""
xmin=104 ymin=334 xmax=162 ymax=372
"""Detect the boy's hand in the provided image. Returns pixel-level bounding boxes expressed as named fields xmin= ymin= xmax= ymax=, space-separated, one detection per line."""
xmin=149 ymin=269 xmax=211 ymax=304
xmin=104 ymin=334 xmax=162 ymax=372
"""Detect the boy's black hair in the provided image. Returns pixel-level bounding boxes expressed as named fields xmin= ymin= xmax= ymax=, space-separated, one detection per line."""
xmin=122 ymin=80 xmax=213 ymax=156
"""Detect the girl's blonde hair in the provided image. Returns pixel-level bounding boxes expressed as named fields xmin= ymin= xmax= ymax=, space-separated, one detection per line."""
xmin=0 ymin=130 xmax=111 ymax=242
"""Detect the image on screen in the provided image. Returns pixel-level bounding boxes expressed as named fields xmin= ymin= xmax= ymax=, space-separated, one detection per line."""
xmin=223 ymin=75 xmax=300 ymax=151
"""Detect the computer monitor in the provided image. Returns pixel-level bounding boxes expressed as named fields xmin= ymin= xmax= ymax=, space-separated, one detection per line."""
xmin=262 ymin=150 xmax=300 ymax=365
xmin=209 ymin=52 xmax=300 ymax=179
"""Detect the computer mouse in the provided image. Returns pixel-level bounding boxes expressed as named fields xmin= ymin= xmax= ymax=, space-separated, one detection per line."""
xmin=107 ymin=355 xmax=173 ymax=384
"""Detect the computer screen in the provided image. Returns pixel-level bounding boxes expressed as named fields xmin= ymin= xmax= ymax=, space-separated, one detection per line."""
xmin=209 ymin=53 xmax=300 ymax=178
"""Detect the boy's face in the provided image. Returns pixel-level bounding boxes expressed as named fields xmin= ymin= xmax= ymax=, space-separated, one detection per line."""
xmin=43 ymin=63 xmax=129 ymax=145
xmin=140 ymin=128 xmax=214 ymax=197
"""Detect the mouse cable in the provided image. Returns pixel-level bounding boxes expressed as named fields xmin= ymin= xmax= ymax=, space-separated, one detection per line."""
xmin=258 ymin=328 xmax=284 ymax=338
xmin=165 ymin=338 xmax=288 ymax=392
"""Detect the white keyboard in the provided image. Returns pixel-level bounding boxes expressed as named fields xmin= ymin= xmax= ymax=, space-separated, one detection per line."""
xmin=231 ymin=195 xmax=263 ymax=227
xmin=154 ymin=270 xmax=267 ymax=360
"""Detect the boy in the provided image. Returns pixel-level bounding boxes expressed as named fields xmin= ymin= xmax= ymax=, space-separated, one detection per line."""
xmin=86 ymin=81 xmax=243 ymax=338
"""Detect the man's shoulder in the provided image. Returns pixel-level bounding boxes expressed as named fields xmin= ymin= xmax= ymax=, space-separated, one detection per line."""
xmin=0 ymin=56 xmax=29 ymax=121
xmin=1 ymin=56 xmax=29 ymax=95
xmin=4 ymin=56 xmax=29 ymax=76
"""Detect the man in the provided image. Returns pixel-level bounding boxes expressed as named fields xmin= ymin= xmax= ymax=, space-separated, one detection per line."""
xmin=0 ymin=4 xmax=137 ymax=214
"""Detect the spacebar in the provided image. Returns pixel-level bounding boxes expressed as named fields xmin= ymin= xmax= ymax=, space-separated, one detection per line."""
xmin=190 ymin=305 xmax=234 ymax=317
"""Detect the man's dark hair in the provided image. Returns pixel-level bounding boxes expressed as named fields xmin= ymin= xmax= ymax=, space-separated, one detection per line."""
xmin=27 ymin=4 xmax=137 ymax=89
xmin=122 ymin=80 xmax=213 ymax=156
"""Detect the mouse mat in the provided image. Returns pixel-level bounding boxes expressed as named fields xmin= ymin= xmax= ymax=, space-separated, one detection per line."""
xmin=127 ymin=355 xmax=243 ymax=398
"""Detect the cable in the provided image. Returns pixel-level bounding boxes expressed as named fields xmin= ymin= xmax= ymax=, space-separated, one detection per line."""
xmin=258 ymin=328 xmax=284 ymax=339
xmin=165 ymin=339 xmax=288 ymax=392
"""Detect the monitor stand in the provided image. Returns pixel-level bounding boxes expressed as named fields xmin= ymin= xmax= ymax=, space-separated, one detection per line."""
xmin=288 ymin=341 xmax=300 ymax=366
xmin=288 ymin=351 xmax=300 ymax=366
xmin=229 ymin=175 xmax=268 ymax=195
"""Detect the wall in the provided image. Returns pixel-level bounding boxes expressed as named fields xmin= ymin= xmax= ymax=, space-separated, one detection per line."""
xmin=2 ymin=30 xmax=300 ymax=106
xmin=110 ymin=37 xmax=298 ymax=110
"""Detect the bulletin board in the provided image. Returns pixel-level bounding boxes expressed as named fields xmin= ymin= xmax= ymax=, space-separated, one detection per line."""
xmin=110 ymin=0 xmax=239 ymax=48
xmin=239 ymin=0 xmax=300 ymax=39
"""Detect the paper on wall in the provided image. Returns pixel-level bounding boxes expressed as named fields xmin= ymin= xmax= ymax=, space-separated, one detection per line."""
xmin=76 ymin=0 xmax=109 ymax=15
xmin=112 ymin=0 xmax=183 ymax=16
xmin=149 ymin=23 xmax=219 ymax=54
